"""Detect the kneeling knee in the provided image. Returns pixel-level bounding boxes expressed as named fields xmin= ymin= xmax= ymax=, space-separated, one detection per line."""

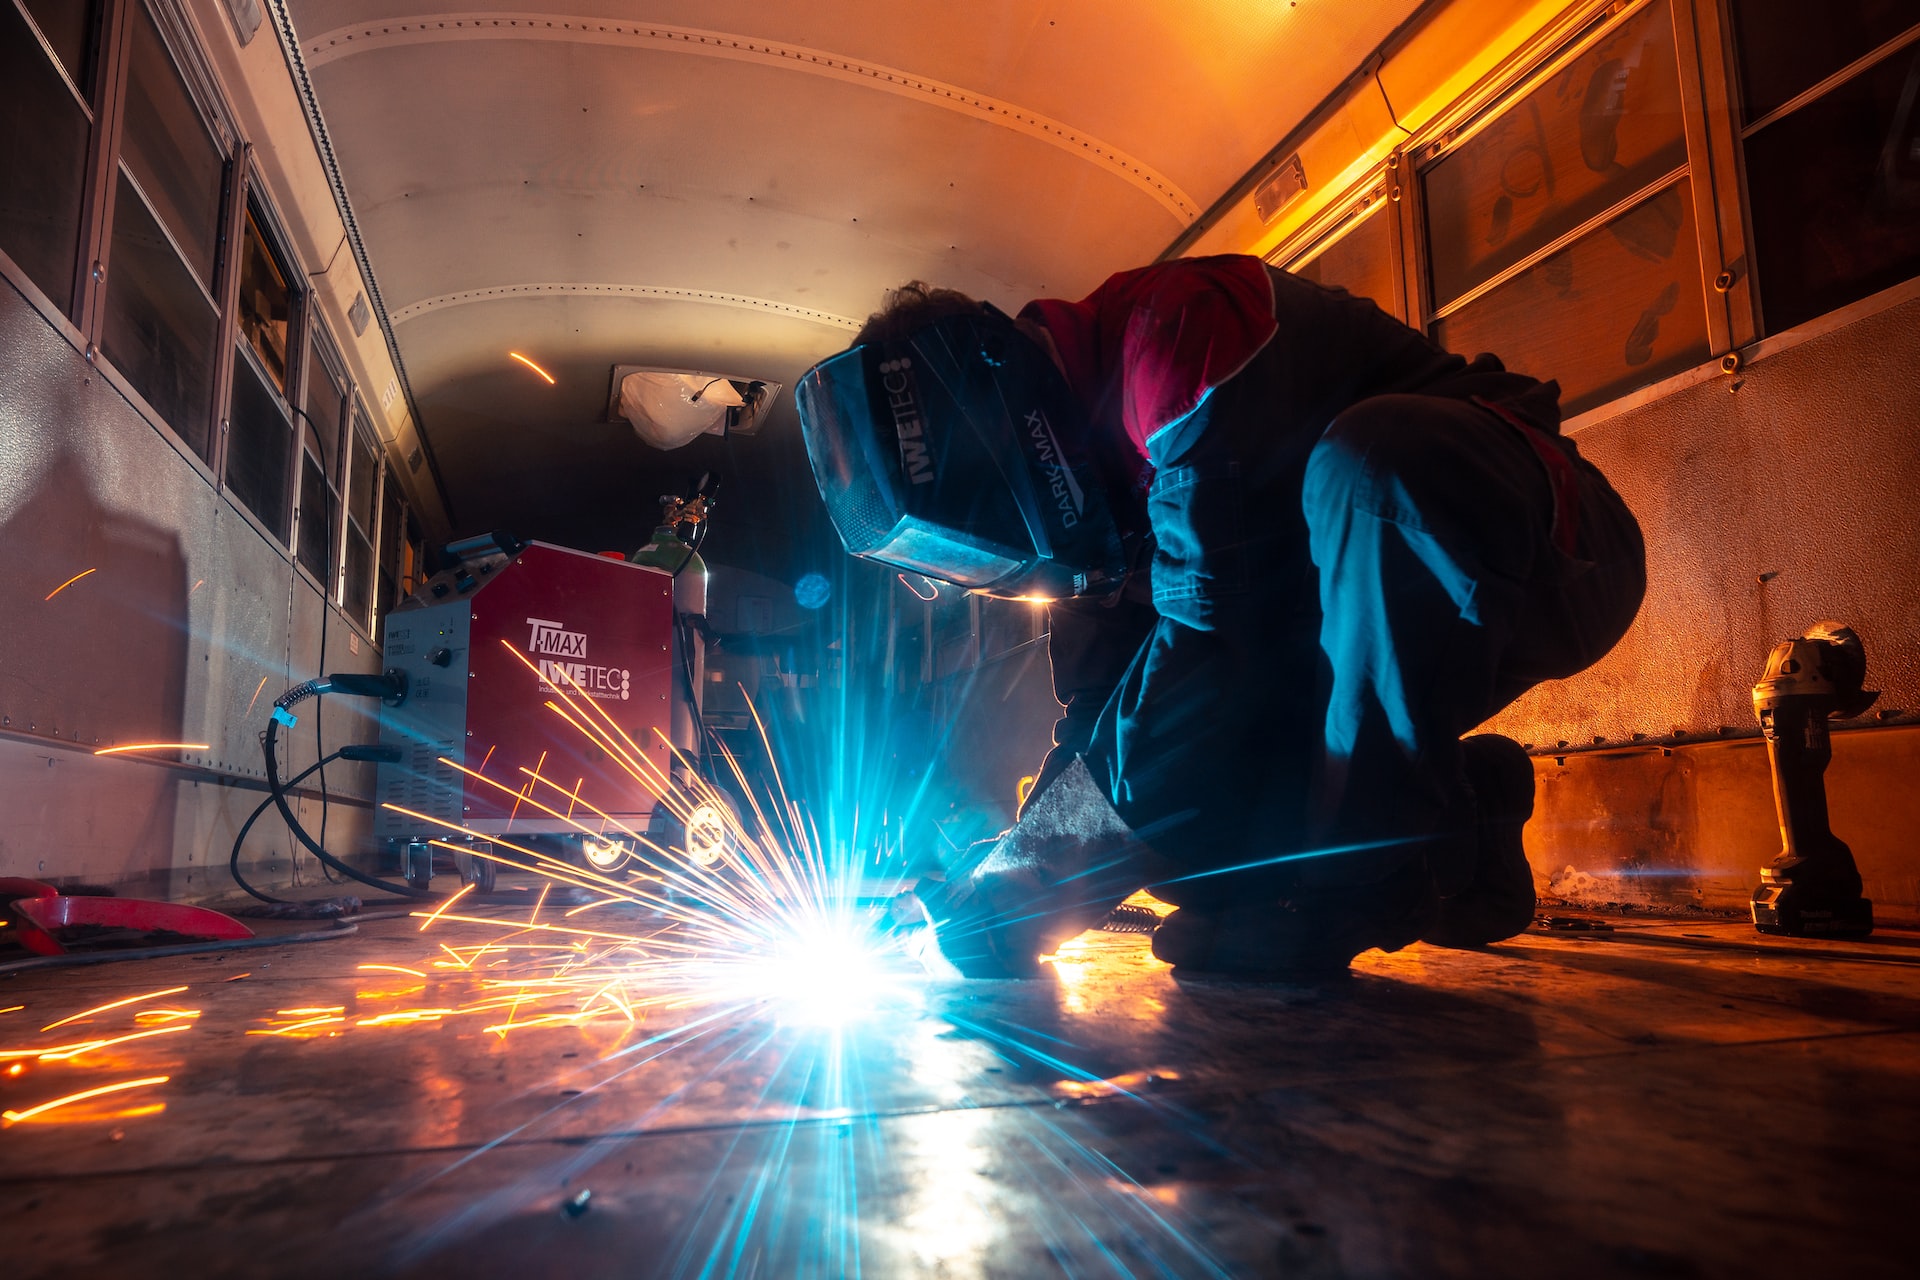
xmin=1307 ymin=398 xmax=1432 ymax=511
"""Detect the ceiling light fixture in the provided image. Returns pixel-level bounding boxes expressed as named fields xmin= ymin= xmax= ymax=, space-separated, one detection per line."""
xmin=607 ymin=365 xmax=781 ymax=449
xmin=508 ymin=351 xmax=556 ymax=384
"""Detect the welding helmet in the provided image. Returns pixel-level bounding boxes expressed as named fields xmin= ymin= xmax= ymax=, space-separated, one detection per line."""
xmin=795 ymin=304 xmax=1125 ymax=600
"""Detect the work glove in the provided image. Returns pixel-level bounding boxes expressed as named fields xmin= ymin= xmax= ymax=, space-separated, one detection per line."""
xmin=893 ymin=757 xmax=1174 ymax=978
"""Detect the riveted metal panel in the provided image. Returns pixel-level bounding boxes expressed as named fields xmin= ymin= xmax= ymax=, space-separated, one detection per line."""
xmin=1484 ymin=289 xmax=1920 ymax=747
xmin=1 ymin=269 xmax=384 ymax=890
xmin=0 ymin=275 xmax=201 ymax=756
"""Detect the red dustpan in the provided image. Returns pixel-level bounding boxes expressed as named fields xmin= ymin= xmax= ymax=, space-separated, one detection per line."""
xmin=8 ymin=895 xmax=255 ymax=957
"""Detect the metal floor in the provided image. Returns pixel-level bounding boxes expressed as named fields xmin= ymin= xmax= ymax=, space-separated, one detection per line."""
xmin=4 ymin=891 xmax=1916 ymax=1280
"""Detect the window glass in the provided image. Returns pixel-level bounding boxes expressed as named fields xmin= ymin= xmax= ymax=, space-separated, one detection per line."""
xmin=23 ymin=0 xmax=97 ymax=92
xmin=1 ymin=2 xmax=91 ymax=313
xmin=377 ymin=483 xmax=403 ymax=637
xmin=344 ymin=526 xmax=374 ymax=626
xmin=347 ymin=425 xmax=377 ymax=529
xmin=1744 ymin=42 xmax=1920 ymax=334
xmin=119 ymin=1 xmax=225 ymax=290
xmin=1730 ymin=0 xmax=1918 ymax=126
xmin=237 ymin=209 xmax=293 ymax=391
xmin=226 ymin=347 xmax=292 ymax=538
xmin=1290 ymin=204 xmax=1395 ymax=312
xmin=100 ymin=170 xmax=219 ymax=456
xmin=1431 ymin=181 xmax=1709 ymax=417
xmin=297 ymin=337 xmax=346 ymax=584
xmin=297 ymin=452 xmax=331 ymax=581
xmin=343 ymin=413 xmax=379 ymax=622
xmin=303 ymin=331 xmax=345 ymax=473
xmin=1423 ymin=0 xmax=1687 ymax=308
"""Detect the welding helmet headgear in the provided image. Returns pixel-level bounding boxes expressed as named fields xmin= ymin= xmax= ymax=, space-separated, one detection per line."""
xmin=795 ymin=303 xmax=1125 ymax=600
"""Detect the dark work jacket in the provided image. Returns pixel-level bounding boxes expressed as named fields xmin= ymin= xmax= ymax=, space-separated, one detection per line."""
xmin=1023 ymin=262 xmax=1562 ymax=813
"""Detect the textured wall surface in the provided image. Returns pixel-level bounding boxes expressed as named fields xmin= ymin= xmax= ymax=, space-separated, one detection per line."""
xmin=0 ymin=273 xmax=381 ymax=897
xmin=1489 ymin=290 xmax=1920 ymax=924
xmin=1523 ymin=727 xmax=1920 ymax=924
xmin=1489 ymin=291 xmax=1920 ymax=744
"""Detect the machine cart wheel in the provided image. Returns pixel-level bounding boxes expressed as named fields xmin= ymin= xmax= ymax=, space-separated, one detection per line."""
xmin=455 ymin=843 xmax=498 ymax=894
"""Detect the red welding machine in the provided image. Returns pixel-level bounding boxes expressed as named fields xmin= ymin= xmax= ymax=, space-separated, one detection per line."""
xmin=375 ymin=539 xmax=684 ymax=869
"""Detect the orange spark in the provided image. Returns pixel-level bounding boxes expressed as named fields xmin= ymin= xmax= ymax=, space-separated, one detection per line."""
xmin=508 ymin=351 xmax=556 ymax=384
xmin=93 ymin=743 xmax=211 ymax=757
xmin=417 ymin=882 xmax=474 ymax=930
xmin=44 ymin=568 xmax=96 ymax=601
xmin=3 ymin=1076 xmax=170 ymax=1124
xmin=358 ymin=964 xmax=426 ymax=977
xmin=36 ymin=1024 xmax=194 ymax=1061
xmin=244 ymin=675 xmax=270 ymax=717
xmin=42 ymin=987 xmax=190 ymax=1031
xmin=245 ymin=1015 xmax=345 ymax=1036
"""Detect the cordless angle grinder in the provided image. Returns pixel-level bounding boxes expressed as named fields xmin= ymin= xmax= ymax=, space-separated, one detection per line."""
xmin=1749 ymin=621 xmax=1877 ymax=938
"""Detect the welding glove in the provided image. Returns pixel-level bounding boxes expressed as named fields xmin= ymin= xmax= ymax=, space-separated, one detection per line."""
xmin=898 ymin=756 xmax=1177 ymax=978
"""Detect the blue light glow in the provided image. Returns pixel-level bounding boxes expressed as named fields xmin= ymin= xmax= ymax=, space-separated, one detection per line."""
xmin=794 ymin=572 xmax=832 ymax=609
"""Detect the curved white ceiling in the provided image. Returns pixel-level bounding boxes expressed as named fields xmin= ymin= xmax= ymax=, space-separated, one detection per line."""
xmin=277 ymin=0 xmax=1424 ymax=555
xmin=302 ymin=12 xmax=1201 ymax=221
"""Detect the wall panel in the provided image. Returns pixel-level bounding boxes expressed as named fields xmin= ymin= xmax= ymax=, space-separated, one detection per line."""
xmin=0 ymin=268 xmax=381 ymax=899
xmin=1488 ymin=289 xmax=1920 ymax=744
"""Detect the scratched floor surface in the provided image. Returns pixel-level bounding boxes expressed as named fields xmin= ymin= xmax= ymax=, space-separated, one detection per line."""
xmin=3 ymin=893 xmax=1916 ymax=1279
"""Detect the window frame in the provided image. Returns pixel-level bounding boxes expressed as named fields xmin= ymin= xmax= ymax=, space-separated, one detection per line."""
xmin=296 ymin=319 xmax=352 ymax=594
xmin=0 ymin=0 xmax=418 ymax=646
xmin=1720 ymin=8 xmax=1920 ymax=338
xmin=61 ymin=0 xmax=244 ymax=478
xmin=338 ymin=398 xmax=384 ymax=638
xmin=1273 ymin=169 xmax=1406 ymax=321
xmin=217 ymin=172 xmax=306 ymax=547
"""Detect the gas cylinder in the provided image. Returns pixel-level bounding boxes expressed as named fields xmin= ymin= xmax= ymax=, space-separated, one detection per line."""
xmin=630 ymin=512 xmax=707 ymax=755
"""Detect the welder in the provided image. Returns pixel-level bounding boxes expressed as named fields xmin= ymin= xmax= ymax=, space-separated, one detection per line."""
xmin=796 ymin=254 xmax=1646 ymax=978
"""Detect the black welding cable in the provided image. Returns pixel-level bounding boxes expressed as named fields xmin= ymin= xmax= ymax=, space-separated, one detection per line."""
xmin=289 ymin=403 xmax=343 ymax=885
xmin=263 ymin=683 xmax=435 ymax=899
xmin=229 ymin=748 xmax=350 ymax=904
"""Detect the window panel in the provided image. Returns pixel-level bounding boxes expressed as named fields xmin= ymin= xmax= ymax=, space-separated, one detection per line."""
xmin=1431 ymin=182 xmax=1710 ymax=417
xmin=297 ymin=452 xmax=331 ymax=580
xmin=303 ymin=331 xmax=345 ymax=473
xmin=100 ymin=170 xmax=219 ymax=456
xmin=1730 ymin=0 xmax=1918 ymax=126
xmin=347 ymin=426 xmax=377 ymax=531
xmin=22 ymin=0 xmax=98 ymax=93
xmin=1 ymin=2 xmax=91 ymax=313
xmin=237 ymin=209 xmax=293 ymax=391
xmin=225 ymin=346 xmax=292 ymax=539
xmin=1290 ymin=205 xmax=1395 ymax=311
xmin=376 ymin=484 xmax=402 ymax=640
xmin=1423 ymin=0 xmax=1687 ymax=308
xmin=1745 ymin=43 xmax=1920 ymax=334
xmin=298 ymin=335 xmax=346 ymax=585
xmin=119 ymin=1 xmax=225 ymax=290
xmin=344 ymin=527 xmax=373 ymax=627
xmin=343 ymin=411 xmax=379 ymax=623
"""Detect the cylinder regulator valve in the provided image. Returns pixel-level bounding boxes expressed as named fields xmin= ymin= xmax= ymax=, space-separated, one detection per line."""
xmin=1749 ymin=621 xmax=1877 ymax=938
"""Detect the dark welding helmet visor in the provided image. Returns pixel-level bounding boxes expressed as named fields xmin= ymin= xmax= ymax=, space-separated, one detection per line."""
xmin=795 ymin=305 xmax=1125 ymax=600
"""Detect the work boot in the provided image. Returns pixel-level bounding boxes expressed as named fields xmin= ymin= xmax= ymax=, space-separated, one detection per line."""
xmin=1150 ymin=867 xmax=1435 ymax=979
xmin=1422 ymin=733 xmax=1538 ymax=948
